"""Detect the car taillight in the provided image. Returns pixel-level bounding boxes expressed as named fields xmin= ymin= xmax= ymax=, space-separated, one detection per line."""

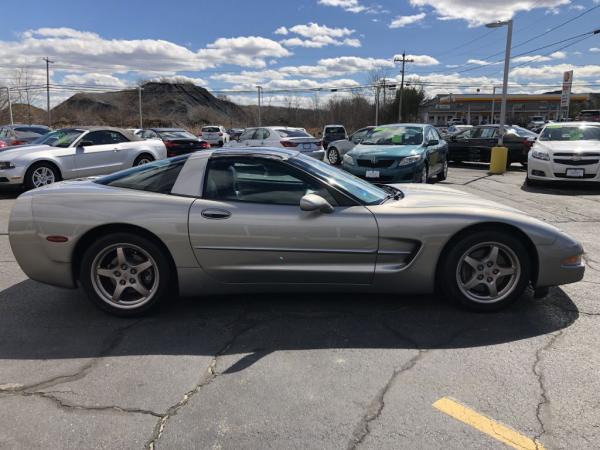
xmin=164 ymin=140 xmax=176 ymax=148
xmin=0 ymin=141 xmax=6 ymax=148
xmin=11 ymin=140 xmax=26 ymax=146
xmin=200 ymin=141 xmax=210 ymax=149
xmin=280 ymin=140 xmax=298 ymax=147
xmin=524 ymin=139 xmax=534 ymax=149
xmin=218 ymin=132 xmax=223 ymax=136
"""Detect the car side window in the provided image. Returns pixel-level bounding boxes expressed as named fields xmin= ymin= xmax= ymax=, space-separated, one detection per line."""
xmin=204 ymin=157 xmax=337 ymax=206
xmin=426 ymin=128 xmax=437 ymax=142
xmin=81 ymin=131 xmax=109 ymax=146
xmin=254 ymin=128 xmax=270 ymax=140
xmin=351 ymin=129 xmax=367 ymax=144
xmin=479 ymin=128 xmax=497 ymax=139
xmin=239 ymin=129 xmax=256 ymax=141
xmin=108 ymin=131 xmax=129 ymax=143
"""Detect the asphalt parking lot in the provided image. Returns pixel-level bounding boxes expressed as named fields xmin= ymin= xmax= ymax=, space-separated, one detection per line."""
xmin=0 ymin=164 xmax=598 ymax=450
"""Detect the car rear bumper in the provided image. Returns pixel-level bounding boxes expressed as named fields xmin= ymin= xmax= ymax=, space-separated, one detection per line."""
xmin=528 ymin=157 xmax=600 ymax=182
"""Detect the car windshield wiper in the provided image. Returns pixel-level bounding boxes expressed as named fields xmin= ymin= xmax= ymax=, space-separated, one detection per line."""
xmin=376 ymin=184 xmax=404 ymax=202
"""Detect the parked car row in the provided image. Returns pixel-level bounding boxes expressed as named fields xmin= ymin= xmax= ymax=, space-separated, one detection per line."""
xmin=0 ymin=124 xmax=51 ymax=148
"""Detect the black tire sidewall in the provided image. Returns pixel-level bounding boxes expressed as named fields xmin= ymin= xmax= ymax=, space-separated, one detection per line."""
xmin=439 ymin=230 xmax=531 ymax=311
xmin=134 ymin=154 xmax=154 ymax=166
xmin=24 ymin=163 xmax=60 ymax=190
xmin=79 ymin=232 xmax=172 ymax=316
xmin=328 ymin=148 xmax=340 ymax=165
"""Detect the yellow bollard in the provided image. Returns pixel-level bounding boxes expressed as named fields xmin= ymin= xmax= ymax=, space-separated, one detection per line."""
xmin=489 ymin=146 xmax=508 ymax=174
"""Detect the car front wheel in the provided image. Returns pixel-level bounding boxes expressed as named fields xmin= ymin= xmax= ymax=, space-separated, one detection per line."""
xmin=439 ymin=230 xmax=531 ymax=311
xmin=437 ymin=159 xmax=448 ymax=181
xmin=418 ymin=164 xmax=429 ymax=183
xmin=80 ymin=233 xmax=172 ymax=316
xmin=134 ymin=154 xmax=154 ymax=166
xmin=24 ymin=162 xmax=61 ymax=190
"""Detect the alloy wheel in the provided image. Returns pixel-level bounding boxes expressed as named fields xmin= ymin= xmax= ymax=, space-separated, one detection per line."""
xmin=31 ymin=166 xmax=56 ymax=188
xmin=455 ymin=242 xmax=521 ymax=304
xmin=135 ymin=158 xmax=152 ymax=166
xmin=91 ymin=243 xmax=159 ymax=310
xmin=327 ymin=148 xmax=339 ymax=165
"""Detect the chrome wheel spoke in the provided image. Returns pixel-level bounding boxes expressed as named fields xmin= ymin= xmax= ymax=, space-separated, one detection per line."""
xmin=132 ymin=283 xmax=149 ymax=297
xmin=488 ymin=281 xmax=498 ymax=297
xmin=463 ymin=276 xmax=482 ymax=290
xmin=134 ymin=260 xmax=152 ymax=273
xmin=487 ymin=246 xmax=499 ymax=265
xmin=116 ymin=247 xmax=127 ymax=266
xmin=112 ymin=283 xmax=126 ymax=302
xmin=464 ymin=256 xmax=480 ymax=270
xmin=498 ymin=266 xmax=515 ymax=277
xmin=97 ymin=268 xmax=115 ymax=279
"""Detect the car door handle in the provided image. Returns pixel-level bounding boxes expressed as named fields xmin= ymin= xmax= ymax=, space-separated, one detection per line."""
xmin=201 ymin=209 xmax=231 ymax=219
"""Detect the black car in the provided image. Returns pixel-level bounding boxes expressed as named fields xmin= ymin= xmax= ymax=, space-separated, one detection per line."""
xmin=0 ymin=124 xmax=51 ymax=148
xmin=447 ymin=125 xmax=537 ymax=167
xmin=150 ymin=128 xmax=210 ymax=157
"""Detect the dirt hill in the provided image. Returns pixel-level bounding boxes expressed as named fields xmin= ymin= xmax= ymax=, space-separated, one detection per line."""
xmin=0 ymin=103 xmax=46 ymax=125
xmin=50 ymin=82 xmax=250 ymax=129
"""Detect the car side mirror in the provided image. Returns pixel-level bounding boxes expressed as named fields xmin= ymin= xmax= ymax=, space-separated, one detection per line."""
xmin=427 ymin=139 xmax=439 ymax=146
xmin=300 ymin=194 xmax=334 ymax=214
xmin=78 ymin=140 xmax=93 ymax=147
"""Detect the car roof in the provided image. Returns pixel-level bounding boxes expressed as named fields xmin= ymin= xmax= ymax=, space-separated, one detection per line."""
xmin=149 ymin=128 xmax=187 ymax=132
xmin=373 ymin=123 xmax=428 ymax=128
xmin=545 ymin=121 xmax=600 ymax=126
xmin=1 ymin=124 xmax=50 ymax=129
xmin=211 ymin=146 xmax=298 ymax=160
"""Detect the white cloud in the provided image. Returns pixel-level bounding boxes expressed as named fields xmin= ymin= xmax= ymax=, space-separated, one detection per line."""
xmin=0 ymin=27 xmax=291 ymax=77
xmin=274 ymin=26 xmax=288 ymax=35
xmin=511 ymin=64 xmax=600 ymax=80
xmin=317 ymin=0 xmax=387 ymax=14
xmin=590 ymin=48 xmax=600 ymax=52
xmin=278 ymin=23 xmax=361 ymax=48
xmin=467 ymin=59 xmax=495 ymax=66
xmin=389 ymin=13 xmax=426 ymax=28
xmin=402 ymin=54 xmax=440 ymax=66
xmin=409 ymin=0 xmax=569 ymax=26
xmin=150 ymin=75 xmax=208 ymax=86
xmin=62 ymin=73 xmax=128 ymax=87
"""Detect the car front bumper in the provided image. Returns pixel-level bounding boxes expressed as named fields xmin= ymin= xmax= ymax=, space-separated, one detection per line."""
xmin=528 ymin=157 xmax=600 ymax=182
xmin=342 ymin=161 xmax=424 ymax=183
xmin=0 ymin=166 xmax=26 ymax=185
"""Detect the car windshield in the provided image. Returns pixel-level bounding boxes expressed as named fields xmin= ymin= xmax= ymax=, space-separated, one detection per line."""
xmin=361 ymin=125 xmax=424 ymax=145
xmin=277 ymin=129 xmax=312 ymax=138
xmin=290 ymin=153 xmax=388 ymax=205
xmin=509 ymin=126 xmax=537 ymax=138
xmin=158 ymin=130 xmax=196 ymax=140
xmin=539 ymin=125 xmax=600 ymax=141
xmin=202 ymin=127 xmax=220 ymax=133
xmin=32 ymin=129 xmax=84 ymax=147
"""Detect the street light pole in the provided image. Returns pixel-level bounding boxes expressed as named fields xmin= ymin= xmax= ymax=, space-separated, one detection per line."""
xmin=257 ymin=86 xmax=262 ymax=126
xmin=374 ymin=84 xmax=380 ymax=125
xmin=43 ymin=57 xmax=54 ymax=127
xmin=486 ymin=20 xmax=513 ymax=145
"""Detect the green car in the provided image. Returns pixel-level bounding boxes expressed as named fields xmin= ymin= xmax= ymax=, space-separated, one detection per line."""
xmin=341 ymin=124 xmax=448 ymax=183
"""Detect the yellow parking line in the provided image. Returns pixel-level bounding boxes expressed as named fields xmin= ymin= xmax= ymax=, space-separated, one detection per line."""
xmin=432 ymin=397 xmax=545 ymax=450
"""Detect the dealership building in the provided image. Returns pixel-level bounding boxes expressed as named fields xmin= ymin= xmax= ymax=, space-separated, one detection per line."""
xmin=421 ymin=92 xmax=594 ymax=126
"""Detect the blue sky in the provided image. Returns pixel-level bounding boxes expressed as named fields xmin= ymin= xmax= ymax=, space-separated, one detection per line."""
xmin=1 ymin=0 xmax=599 ymax=105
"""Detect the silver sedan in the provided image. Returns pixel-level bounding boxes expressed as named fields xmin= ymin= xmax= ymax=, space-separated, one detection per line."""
xmin=9 ymin=147 xmax=584 ymax=316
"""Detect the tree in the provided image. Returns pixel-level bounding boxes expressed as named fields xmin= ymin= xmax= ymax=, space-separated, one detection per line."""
xmin=387 ymin=85 xmax=427 ymax=123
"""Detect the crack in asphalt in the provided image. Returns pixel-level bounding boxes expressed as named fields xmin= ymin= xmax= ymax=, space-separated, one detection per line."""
xmin=0 ymin=320 xmax=143 ymax=393
xmin=531 ymin=330 xmax=566 ymax=449
xmin=145 ymin=311 xmax=258 ymax=450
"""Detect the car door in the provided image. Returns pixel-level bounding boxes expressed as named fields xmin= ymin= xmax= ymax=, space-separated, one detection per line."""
xmin=469 ymin=127 xmax=497 ymax=162
xmin=236 ymin=128 xmax=257 ymax=147
xmin=188 ymin=156 xmax=379 ymax=284
xmin=73 ymin=130 xmax=129 ymax=176
xmin=247 ymin=128 xmax=270 ymax=146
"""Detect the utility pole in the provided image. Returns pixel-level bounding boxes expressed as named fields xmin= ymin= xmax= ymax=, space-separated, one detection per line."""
xmin=138 ymin=86 xmax=143 ymax=129
xmin=374 ymin=84 xmax=380 ymax=125
xmin=43 ymin=57 xmax=54 ymax=126
xmin=257 ymin=86 xmax=262 ymax=126
xmin=382 ymin=78 xmax=387 ymax=121
xmin=394 ymin=52 xmax=414 ymax=122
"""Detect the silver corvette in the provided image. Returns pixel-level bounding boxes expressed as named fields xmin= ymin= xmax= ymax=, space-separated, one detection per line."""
xmin=9 ymin=147 xmax=584 ymax=316
xmin=0 ymin=127 xmax=166 ymax=189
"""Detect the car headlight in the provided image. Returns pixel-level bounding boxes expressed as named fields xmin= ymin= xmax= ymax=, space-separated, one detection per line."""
xmin=398 ymin=155 xmax=422 ymax=166
xmin=531 ymin=150 xmax=550 ymax=161
xmin=0 ymin=162 xmax=15 ymax=170
xmin=343 ymin=154 xmax=355 ymax=166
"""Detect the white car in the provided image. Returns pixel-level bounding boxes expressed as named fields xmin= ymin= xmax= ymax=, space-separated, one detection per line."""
xmin=228 ymin=126 xmax=324 ymax=159
xmin=0 ymin=127 xmax=167 ymax=189
xmin=527 ymin=122 xmax=600 ymax=185
xmin=325 ymin=126 xmax=374 ymax=165
xmin=201 ymin=126 xmax=229 ymax=147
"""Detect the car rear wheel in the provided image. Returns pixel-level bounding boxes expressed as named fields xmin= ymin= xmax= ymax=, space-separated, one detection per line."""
xmin=327 ymin=147 xmax=341 ymax=165
xmin=80 ymin=233 xmax=172 ymax=316
xmin=134 ymin=154 xmax=154 ymax=166
xmin=24 ymin=162 xmax=61 ymax=190
xmin=439 ymin=230 xmax=531 ymax=311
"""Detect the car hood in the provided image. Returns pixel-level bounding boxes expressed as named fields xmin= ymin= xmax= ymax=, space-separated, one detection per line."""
xmin=0 ymin=144 xmax=52 ymax=159
xmin=349 ymin=144 xmax=423 ymax=158
xmin=386 ymin=183 xmax=523 ymax=214
xmin=534 ymin=140 xmax=600 ymax=153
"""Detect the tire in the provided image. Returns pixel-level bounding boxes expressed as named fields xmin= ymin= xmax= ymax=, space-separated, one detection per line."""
xmin=418 ymin=164 xmax=429 ymax=183
xmin=24 ymin=162 xmax=61 ymax=190
xmin=79 ymin=232 xmax=172 ymax=317
xmin=133 ymin=154 xmax=154 ymax=166
xmin=439 ymin=230 xmax=531 ymax=312
xmin=327 ymin=147 xmax=341 ymax=165
xmin=437 ymin=158 xmax=448 ymax=182
xmin=525 ymin=175 xmax=541 ymax=187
